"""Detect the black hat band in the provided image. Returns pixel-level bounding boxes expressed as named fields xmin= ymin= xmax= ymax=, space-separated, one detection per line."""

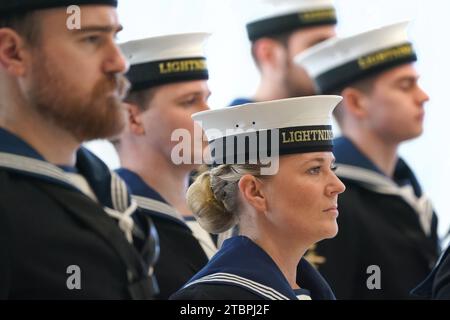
xmin=209 ymin=125 xmax=333 ymax=165
xmin=127 ymin=57 xmax=209 ymax=91
xmin=316 ymin=43 xmax=417 ymax=93
xmin=246 ymin=8 xmax=337 ymax=41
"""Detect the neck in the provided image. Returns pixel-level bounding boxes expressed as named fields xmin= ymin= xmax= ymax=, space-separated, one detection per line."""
xmin=344 ymin=129 xmax=399 ymax=178
xmin=0 ymin=90 xmax=79 ymax=166
xmin=120 ymin=144 xmax=193 ymax=216
xmin=253 ymin=75 xmax=290 ymax=102
xmin=241 ymin=218 xmax=306 ymax=289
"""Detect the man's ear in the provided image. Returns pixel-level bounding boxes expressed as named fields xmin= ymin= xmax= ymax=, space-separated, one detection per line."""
xmin=341 ymin=87 xmax=370 ymax=120
xmin=253 ymin=38 xmax=285 ymax=69
xmin=125 ymin=102 xmax=146 ymax=136
xmin=238 ymin=174 xmax=267 ymax=214
xmin=0 ymin=29 xmax=29 ymax=77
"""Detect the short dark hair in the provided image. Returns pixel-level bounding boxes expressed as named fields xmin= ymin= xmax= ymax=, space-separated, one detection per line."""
xmin=124 ymin=87 xmax=157 ymax=112
xmin=0 ymin=11 xmax=41 ymax=46
xmin=251 ymin=30 xmax=293 ymax=69
xmin=327 ymin=75 xmax=377 ymax=125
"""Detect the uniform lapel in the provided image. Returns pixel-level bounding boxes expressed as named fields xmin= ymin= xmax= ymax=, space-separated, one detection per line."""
xmin=334 ymin=136 xmax=439 ymax=263
xmin=38 ymin=182 xmax=156 ymax=299
xmin=0 ymin=128 xmax=158 ymax=298
xmin=336 ymin=164 xmax=438 ymax=263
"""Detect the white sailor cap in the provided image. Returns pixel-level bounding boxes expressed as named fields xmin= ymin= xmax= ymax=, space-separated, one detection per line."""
xmin=120 ymin=32 xmax=210 ymax=91
xmin=244 ymin=0 xmax=337 ymax=41
xmin=192 ymin=95 xmax=342 ymax=165
xmin=294 ymin=21 xmax=417 ymax=94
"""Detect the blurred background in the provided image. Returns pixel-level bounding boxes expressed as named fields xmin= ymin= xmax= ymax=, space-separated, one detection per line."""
xmin=85 ymin=0 xmax=450 ymax=239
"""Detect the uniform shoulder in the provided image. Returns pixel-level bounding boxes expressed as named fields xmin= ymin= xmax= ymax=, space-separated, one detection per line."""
xmin=170 ymin=283 xmax=263 ymax=300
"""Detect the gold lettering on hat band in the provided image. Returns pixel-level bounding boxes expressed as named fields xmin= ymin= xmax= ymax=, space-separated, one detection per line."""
xmin=299 ymin=8 xmax=336 ymax=23
xmin=358 ymin=44 xmax=414 ymax=70
xmin=281 ymin=129 xmax=334 ymax=144
xmin=159 ymin=59 xmax=207 ymax=74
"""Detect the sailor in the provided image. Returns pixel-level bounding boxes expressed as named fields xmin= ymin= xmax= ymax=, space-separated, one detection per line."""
xmin=230 ymin=0 xmax=338 ymax=106
xmin=295 ymin=21 xmax=440 ymax=299
xmin=0 ymin=0 xmax=158 ymax=299
xmin=171 ymin=96 xmax=344 ymax=300
xmin=114 ymin=33 xmax=217 ymax=299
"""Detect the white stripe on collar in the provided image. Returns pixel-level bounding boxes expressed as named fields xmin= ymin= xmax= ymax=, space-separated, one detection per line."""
xmin=133 ymin=195 xmax=185 ymax=222
xmin=133 ymin=195 xmax=217 ymax=258
xmin=111 ymin=172 xmax=129 ymax=212
xmin=336 ymin=164 xmax=397 ymax=189
xmin=183 ymin=272 xmax=291 ymax=300
xmin=185 ymin=219 xmax=217 ymax=259
xmin=65 ymin=172 xmax=98 ymax=202
xmin=0 ymin=152 xmax=72 ymax=184
xmin=0 ymin=152 xmax=135 ymax=243
xmin=336 ymin=164 xmax=434 ymax=235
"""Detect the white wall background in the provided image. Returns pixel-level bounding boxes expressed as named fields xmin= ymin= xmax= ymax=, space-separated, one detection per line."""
xmin=85 ymin=0 xmax=450 ymax=239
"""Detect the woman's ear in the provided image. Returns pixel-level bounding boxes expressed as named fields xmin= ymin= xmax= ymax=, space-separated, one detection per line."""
xmin=0 ymin=29 xmax=29 ymax=77
xmin=125 ymin=102 xmax=146 ymax=136
xmin=238 ymin=174 xmax=267 ymax=214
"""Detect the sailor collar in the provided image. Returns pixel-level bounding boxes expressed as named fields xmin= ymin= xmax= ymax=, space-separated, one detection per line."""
xmin=333 ymin=136 xmax=434 ymax=235
xmin=116 ymin=168 xmax=187 ymax=227
xmin=182 ymin=236 xmax=313 ymax=300
xmin=0 ymin=127 xmax=137 ymax=242
xmin=334 ymin=136 xmax=424 ymax=196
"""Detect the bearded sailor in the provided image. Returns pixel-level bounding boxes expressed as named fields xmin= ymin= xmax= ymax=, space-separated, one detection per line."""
xmin=0 ymin=0 xmax=158 ymax=299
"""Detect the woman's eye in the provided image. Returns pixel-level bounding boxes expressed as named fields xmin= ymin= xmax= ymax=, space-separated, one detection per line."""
xmin=308 ymin=165 xmax=337 ymax=175
xmin=307 ymin=167 xmax=321 ymax=175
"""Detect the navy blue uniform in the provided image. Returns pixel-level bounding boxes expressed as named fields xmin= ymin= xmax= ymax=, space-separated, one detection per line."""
xmin=170 ymin=236 xmax=335 ymax=300
xmin=116 ymin=168 xmax=216 ymax=299
xmin=0 ymin=128 xmax=158 ymax=299
xmin=313 ymin=137 xmax=440 ymax=299
xmin=412 ymin=245 xmax=450 ymax=299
